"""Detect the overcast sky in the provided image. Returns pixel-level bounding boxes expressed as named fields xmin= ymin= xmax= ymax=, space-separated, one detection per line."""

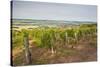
xmin=12 ymin=1 xmax=97 ymax=21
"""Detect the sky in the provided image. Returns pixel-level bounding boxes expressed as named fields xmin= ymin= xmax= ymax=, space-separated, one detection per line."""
xmin=12 ymin=1 xmax=97 ymax=22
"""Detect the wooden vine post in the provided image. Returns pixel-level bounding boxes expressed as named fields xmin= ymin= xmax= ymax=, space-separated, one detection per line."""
xmin=23 ymin=31 xmax=32 ymax=64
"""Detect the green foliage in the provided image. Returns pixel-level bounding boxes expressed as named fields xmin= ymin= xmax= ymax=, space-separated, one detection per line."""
xmin=12 ymin=24 xmax=97 ymax=50
xmin=12 ymin=30 xmax=23 ymax=49
xmin=60 ymin=31 xmax=66 ymax=45
xmin=40 ymin=31 xmax=51 ymax=48
xmin=22 ymin=29 xmax=29 ymax=37
xmin=66 ymin=29 xmax=75 ymax=38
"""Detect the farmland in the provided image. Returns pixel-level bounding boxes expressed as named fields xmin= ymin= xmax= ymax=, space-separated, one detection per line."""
xmin=11 ymin=19 xmax=97 ymax=66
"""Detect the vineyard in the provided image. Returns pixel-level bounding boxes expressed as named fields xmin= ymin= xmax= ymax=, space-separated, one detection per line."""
xmin=12 ymin=23 xmax=97 ymax=66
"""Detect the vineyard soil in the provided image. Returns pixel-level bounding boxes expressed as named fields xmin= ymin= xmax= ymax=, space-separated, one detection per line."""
xmin=12 ymin=33 xmax=97 ymax=66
